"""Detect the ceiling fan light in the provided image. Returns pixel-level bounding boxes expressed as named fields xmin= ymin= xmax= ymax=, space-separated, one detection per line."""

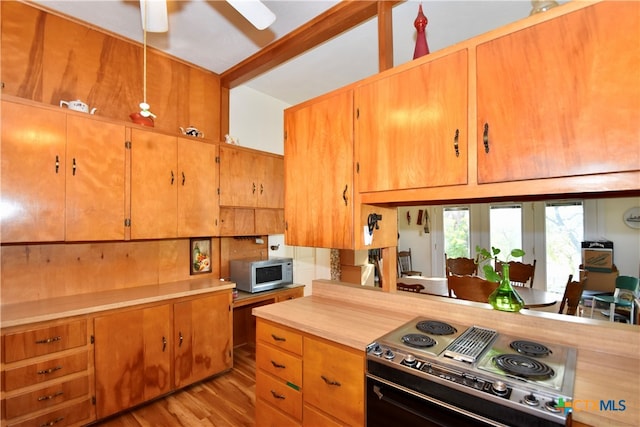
xmin=226 ymin=0 xmax=276 ymax=30
xmin=140 ymin=0 xmax=168 ymax=32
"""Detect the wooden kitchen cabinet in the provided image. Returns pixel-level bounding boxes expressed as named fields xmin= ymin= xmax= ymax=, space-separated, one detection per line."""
xmin=130 ymin=129 xmax=219 ymax=239
xmin=1 ymin=100 xmax=126 ymax=243
xmin=476 ymin=1 xmax=640 ymax=184
xmin=1 ymin=318 xmax=95 ymax=427
xmin=255 ymin=319 xmax=303 ymax=426
xmin=356 ymin=48 xmax=468 ymax=192
xmin=284 ymin=89 xmax=398 ymax=250
xmin=219 ymin=145 xmax=284 ymax=209
xmin=284 ymin=90 xmax=355 ymax=249
xmin=174 ymin=292 xmax=233 ymax=388
xmin=303 ymin=336 xmax=364 ymax=426
xmin=94 ymin=303 xmax=172 ymax=418
xmin=93 ymin=290 xmax=232 ymax=419
xmin=220 ymin=207 xmax=284 ymax=236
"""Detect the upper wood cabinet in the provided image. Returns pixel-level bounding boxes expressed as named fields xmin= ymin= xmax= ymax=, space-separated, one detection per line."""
xmin=130 ymin=129 xmax=219 ymax=239
xmin=1 ymin=100 xmax=126 ymax=243
xmin=356 ymin=49 xmax=468 ymax=192
xmin=284 ymin=90 xmax=355 ymax=249
xmin=219 ymin=146 xmax=284 ymax=209
xmin=476 ymin=1 xmax=640 ymax=184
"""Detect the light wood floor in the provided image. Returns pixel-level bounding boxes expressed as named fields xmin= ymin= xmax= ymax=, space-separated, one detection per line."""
xmin=94 ymin=344 xmax=256 ymax=427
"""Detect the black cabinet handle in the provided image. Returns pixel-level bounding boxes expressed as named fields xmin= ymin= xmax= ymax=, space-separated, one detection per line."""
xmin=182 ymin=171 xmax=186 ymax=185
xmin=55 ymin=155 xmax=60 ymax=173
xmin=270 ymin=360 xmax=286 ymax=369
xmin=179 ymin=332 xmax=184 ymax=347
xmin=40 ymin=416 xmax=64 ymax=427
xmin=453 ymin=129 xmax=460 ymax=157
xmin=270 ymin=390 xmax=285 ymax=400
xmin=162 ymin=336 xmax=167 ymax=352
xmin=252 ymin=182 xmax=256 ymax=194
xmin=342 ymin=185 xmax=348 ymax=206
xmin=271 ymin=333 xmax=286 ymax=342
xmin=38 ymin=391 xmax=63 ymax=401
xmin=483 ymin=123 xmax=490 ymax=153
xmin=37 ymin=365 xmax=62 ymax=375
xmin=72 ymin=158 xmax=77 ymax=175
xmin=321 ymin=375 xmax=341 ymax=387
xmin=35 ymin=336 xmax=62 ymax=344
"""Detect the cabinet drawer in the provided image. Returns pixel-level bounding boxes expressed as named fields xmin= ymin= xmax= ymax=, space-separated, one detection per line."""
xmin=255 ymin=398 xmax=300 ymax=427
xmin=257 ymin=321 xmax=302 ymax=355
xmin=3 ymin=352 xmax=88 ymax=392
xmin=303 ymin=403 xmax=345 ymax=427
xmin=256 ymin=370 xmax=302 ymax=421
xmin=256 ymin=343 xmax=302 ymax=388
xmin=4 ymin=375 xmax=89 ymax=419
xmin=303 ymin=337 xmax=364 ymax=426
xmin=7 ymin=398 xmax=93 ymax=427
xmin=3 ymin=320 xmax=87 ymax=363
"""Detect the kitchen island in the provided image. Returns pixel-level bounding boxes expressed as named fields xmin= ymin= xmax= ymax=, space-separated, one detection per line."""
xmin=253 ymin=280 xmax=639 ymax=427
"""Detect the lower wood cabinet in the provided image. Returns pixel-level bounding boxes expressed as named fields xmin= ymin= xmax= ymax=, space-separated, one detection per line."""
xmin=93 ymin=290 xmax=232 ymax=419
xmin=255 ymin=319 xmax=364 ymax=426
xmin=1 ymin=318 xmax=95 ymax=427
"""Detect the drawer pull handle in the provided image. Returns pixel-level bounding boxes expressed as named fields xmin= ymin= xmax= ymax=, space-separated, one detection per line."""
xmin=35 ymin=336 xmax=62 ymax=344
xmin=38 ymin=391 xmax=64 ymax=401
xmin=162 ymin=336 xmax=167 ymax=352
xmin=270 ymin=360 xmax=286 ymax=369
xmin=270 ymin=390 xmax=285 ymax=400
xmin=453 ymin=129 xmax=460 ymax=157
xmin=40 ymin=416 xmax=64 ymax=427
xmin=321 ymin=375 xmax=341 ymax=387
xmin=483 ymin=122 xmax=490 ymax=153
xmin=179 ymin=332 xmax=184 ymax=347
xmin=271 ymin=334 xmax=286 ymax=342
xmin=37 ymin=365 xmax=62 ymax=375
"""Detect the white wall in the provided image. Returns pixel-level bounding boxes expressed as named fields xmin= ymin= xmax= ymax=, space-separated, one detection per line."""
xmin=229 ymin=86 xmax=331 ymax=296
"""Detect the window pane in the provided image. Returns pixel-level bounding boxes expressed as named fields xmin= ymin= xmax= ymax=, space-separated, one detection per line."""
xmin=545 ymin=202 xmax=584 ymax=294
xmin=444 ymin=207 xmax=470 ymax=258
xmin=490 ymin=205 xmax=522 ymax=257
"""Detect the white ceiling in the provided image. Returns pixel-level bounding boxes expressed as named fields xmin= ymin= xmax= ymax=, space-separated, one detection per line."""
xmin=32 ymin=0 xmax=564 ymax=106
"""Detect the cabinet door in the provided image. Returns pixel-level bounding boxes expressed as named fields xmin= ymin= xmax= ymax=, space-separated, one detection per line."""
xmin=255 ymin=209 xmax=284 ymax=235
xmin=130 ymin=129 xmax=178 ymax=239
xmin=356 ymin=49 xmax=468 ymax=192
xmin=284 ymin=90 xmax=354 ymax=248
xmin=174 ymin=292 xmax=232 ymax=388
xmin=476 ymin=1 xmax=640 ymax=183
xmin=257 ymin=155 xmax=284 ymax=209
xmin=66 ymin=115 xmax=126 ymax=240
xmin=177 ymin=138 xmax=219 ymax=237
xmin=1 ymin=101 xmax=66 ymax=242
xmin=94 ymin=305 xmax=172 ymax=418
xmin=219 ymin=146 xmax=259 ymax=207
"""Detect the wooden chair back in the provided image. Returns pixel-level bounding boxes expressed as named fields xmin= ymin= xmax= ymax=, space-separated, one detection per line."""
xmin=397 ymin=283 xmax=425 ymax=293
xmin=447 ymin=274 xmax=497 ymax=303
xmin=496 ymin=259 xmax=536 ymax=287
xmin=558 ymin=274 xmax=587 ymax=315
xmin=398 ymin=249 xmax=421 ymax=277
xmin=445 ymin=254 xmax=478 ymax=276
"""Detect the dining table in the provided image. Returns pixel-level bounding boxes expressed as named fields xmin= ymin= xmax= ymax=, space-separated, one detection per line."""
xmin=403 ymin=276 xmax=560 ymax=309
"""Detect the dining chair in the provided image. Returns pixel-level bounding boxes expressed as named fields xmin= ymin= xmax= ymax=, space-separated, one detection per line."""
xmin=445 ymin=253 xmax=478 ymax=276
xmin=397 ymin=283 xmax=425 ymax=293
xmin=447 ymin=274 xmax=497 ymax=303
xmin=398 ymin=249 xmax=421 ymax=277
xmin=590 ymin=275 xmax=639 ymax=322
xmin=557 ymin=274 xmax=587 ymax=316
xmin=495 ymin=259 xmax=536 ymax=287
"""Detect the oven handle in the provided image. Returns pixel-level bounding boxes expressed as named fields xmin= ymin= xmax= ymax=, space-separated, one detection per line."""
xmin=367 ymin=375 xmax=508 ymax=427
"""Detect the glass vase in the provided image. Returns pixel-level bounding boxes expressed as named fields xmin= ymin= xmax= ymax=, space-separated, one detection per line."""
xmin=488 ymin=263 xmax=524 ymax=312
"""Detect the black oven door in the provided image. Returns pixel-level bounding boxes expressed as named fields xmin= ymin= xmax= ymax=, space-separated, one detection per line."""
xmin=366 ymin=376 xmax=500 ymax=427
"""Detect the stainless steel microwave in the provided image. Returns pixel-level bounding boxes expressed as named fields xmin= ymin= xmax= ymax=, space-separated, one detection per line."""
xmin=229 ymin=257 xmax=293 ymax=293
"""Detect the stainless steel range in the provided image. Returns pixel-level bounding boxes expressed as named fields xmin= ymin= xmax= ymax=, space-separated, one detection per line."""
xmin=366 ymin=317 xmax=577 ymax=427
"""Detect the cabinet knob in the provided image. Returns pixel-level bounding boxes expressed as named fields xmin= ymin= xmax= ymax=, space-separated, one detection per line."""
xmin=179 ymin=331 xmax=184 ymax=347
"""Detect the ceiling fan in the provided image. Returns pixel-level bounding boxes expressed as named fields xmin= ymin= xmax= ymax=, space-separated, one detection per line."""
xmin=135 ymin=0 xmax=276 ymax=121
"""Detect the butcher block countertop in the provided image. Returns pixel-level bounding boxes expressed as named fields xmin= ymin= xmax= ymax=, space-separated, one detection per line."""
xmin=1 ymin=278 xmax=234 ymax=328
xmin=254 ymin=280 xmax=640 ymax=427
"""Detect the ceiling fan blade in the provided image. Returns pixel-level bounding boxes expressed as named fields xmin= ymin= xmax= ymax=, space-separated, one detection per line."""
xmin=139 ymin=0 xmax=168 ymax=33
xmin=226 ymin=0 xmax=276 ymax=30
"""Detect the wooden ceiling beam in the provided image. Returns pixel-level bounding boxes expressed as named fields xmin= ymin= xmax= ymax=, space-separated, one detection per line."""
xmin=220 ymin=0 xmax=404 ymax=89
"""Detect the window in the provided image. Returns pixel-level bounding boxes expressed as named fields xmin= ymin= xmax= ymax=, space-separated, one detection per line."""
xmin=443 ymin=207 xmax=470 ymax=258
xmin=490 ymin=204 xmax=522 ymax=257
xmin=545 ymin=201 xmax=584 ymax=294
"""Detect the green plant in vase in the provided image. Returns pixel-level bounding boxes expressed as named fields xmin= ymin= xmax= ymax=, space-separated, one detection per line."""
xmin=475 ymin=246 xmax=525 ymax=312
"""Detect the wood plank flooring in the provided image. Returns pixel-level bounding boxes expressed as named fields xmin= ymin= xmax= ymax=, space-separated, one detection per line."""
xmin=94 ymin=345 xmax=256 ymax=427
